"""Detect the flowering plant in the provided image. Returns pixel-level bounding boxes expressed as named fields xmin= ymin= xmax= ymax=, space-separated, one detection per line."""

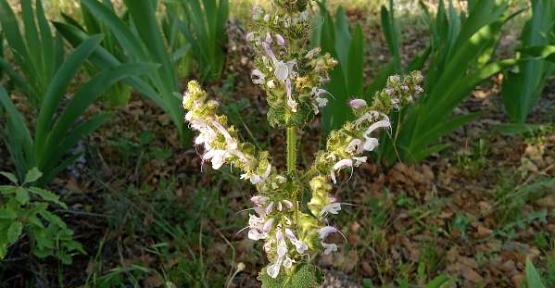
xmin=182 ymin=1 xmax=423 ymax=286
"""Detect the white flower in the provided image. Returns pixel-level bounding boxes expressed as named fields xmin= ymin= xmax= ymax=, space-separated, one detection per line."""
xmin=353 ymin=156 xmax=367 ymax=166
xmin=310 ymin=88 xmax=331 ymax=113
xmin=321 ymin=202 xmax=341 ymax=216
xmin=299 ymin=10 xmax=309 ymax=22
xmin=247 ymin=163 xmax=272 ymax=185
xmin=247 ymin=214 xmax=273 ymax=241
xmin=361 ymin=118 xmax=391 ymax=151
xmin=319 ymin=226 xmax=338 ymax=240
xmin=247 ymin=214 xmax=268 ymax=241
xmin=267 ymin=80 xmax=276 ymax=89
xmin=363 ymin=137 xmax=379 ymax=151
xmin=185 ymin=110 xmax=194 ymax=121
xmin=282 ymin=200 xmax=293 ymax=209
xmin=274 ymin=61 xmax=290 ymax=82
xmin=283 ymin=256 xmax=293 ymax=268
xmin=266 ymin=259 xmax=283 ymax=278
xmin=248 ymin=228 xmax=267 ymax=241
xmin=285 ymin=228 xmax=308 ymax=254
xmin=251 ymin=69 xmax=266 ymax=85
xmin=265 ymin=32 xmax=273 ymax=44
xmin=203 ymin=149 xmax=228 ymax=169
xmin=354 ymin=111 xmax=380 ymax=127
xmin=265 ymin=228 xmax=293 ymax=278
xmin=331 ymin=159 xmax=353 ymax=183
xmin=315 ymin=97 xmax=328 ymax=108
xmin=389 ymin=75 xmax=400 ymax=83
xmin=262 ymin=42 xmax=277 ymax=62
xmin=346 ymin=138 xmax=362 ymax=154
xmin=251 ymin=195 xmax=269 ymax=206
xmin=194 ymin=127 xmax=217 ymax=148
xmin=265 ymin=201 xmax=275 ymax=214
xmin=285 ymin=79 xmax=298 ymax=112
xmin=263 ymin=218 xmax=274 ymax=232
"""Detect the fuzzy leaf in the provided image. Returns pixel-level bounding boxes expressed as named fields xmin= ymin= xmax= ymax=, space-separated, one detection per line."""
xmin=0 ymin=172 xmax=19 ymax=185
xmin=24 ymin=167 xmax=42 ymax=184
xmin=15 ymin=187 xmax=30 ymax=205
xmin=28 ymin=187 xmax=66 ymax=209
xmin=258 ymin=264 xmax=322 ymax=288
xmin=7 ymin=221 xmax=23 ymax=244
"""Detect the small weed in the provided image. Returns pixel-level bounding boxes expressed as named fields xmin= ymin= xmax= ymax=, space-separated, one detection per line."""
xmin=455 ymin=138 xmax=488 ymax=177
xmin=493 ymin=175 xmax=555 ymax=226
xmin=417 ymin=242 xmax=444 ymax=283
xmin=450 ymin=213 xmax=471 ymax=241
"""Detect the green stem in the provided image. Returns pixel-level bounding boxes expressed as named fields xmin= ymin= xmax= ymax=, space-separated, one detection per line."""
xmin=286 ymin=126 xmax=296 ymax=175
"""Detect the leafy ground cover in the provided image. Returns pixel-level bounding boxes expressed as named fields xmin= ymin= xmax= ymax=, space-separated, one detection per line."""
xmin=1 ymin=1 xmax=554 ymax=288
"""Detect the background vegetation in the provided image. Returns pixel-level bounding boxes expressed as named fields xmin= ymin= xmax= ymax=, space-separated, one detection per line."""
xmin=0 ymin=0 xmax=553 ymax=287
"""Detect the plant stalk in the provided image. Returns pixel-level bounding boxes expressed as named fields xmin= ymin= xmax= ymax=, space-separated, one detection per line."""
xmin=286 ymin=126 xmax=296 ymax=175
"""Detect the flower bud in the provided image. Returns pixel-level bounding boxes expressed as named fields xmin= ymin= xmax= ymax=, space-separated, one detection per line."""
xmin=275 ymin=34 xmax=286 ymax=46
xmin=349 ymin=99 xmax=367 ymax=109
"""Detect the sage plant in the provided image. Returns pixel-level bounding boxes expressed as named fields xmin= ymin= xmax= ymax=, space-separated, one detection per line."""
xmin=182 ymin=1 xmax=423 ymax=286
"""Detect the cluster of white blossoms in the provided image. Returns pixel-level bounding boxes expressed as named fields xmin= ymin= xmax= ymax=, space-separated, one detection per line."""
xmin=312 ymin=71 xmax=424 ymax=183
xmin=183 ymin=81 xmax=347 ymax=279
xmin=246 ymin=4 xmax=337 ymax=128
xmin=183 ymin=0 xmax=424 ymax=282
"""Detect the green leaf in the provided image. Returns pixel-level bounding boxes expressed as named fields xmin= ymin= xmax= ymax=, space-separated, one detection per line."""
xmin=75 ymin=0 xmax=189 ymax=145
xmin=502 ymin=0 xmax=555 ymax=123
xmin=34 ymin=35 xmax=104 ymax=160
xmin=7 ymin=221 xmax=23 ymax=244
xmin=493 ymin=123 xmax=547 ymax=136
xmin=24 ymin=167 xmax=43 ymax=184
xmin=346 ymin=25 xmax=364 ymax=97
xmin=258 ymin=264 xmax=322 ymax=288
xmin=28 ymin=187 xmax=66 ymax=209
xmin=15 ymin=187 xmax=30 ymax=205
xmin=525 ymin=259 xmax=547 ymax=288
xmin=36 ymin=63 xmax=152 ymax=183
xmin=39 ymin=210 xmax=66 ymax=228
xmin=424 ymin=274 xmax=450 ymax=288
xmin=27 ymin=215 xmax=46 ymax=229
xmin=381 ymin=1 xmax=401 ymax=71
xmin=0 ymin=84 xmax=35 ymax=181
xmin=0 ymin=172 xmax=19 ymax=185
xmin=0 ymin=203 xmax=18 ymax=219
xmin=0 ymin=185 xmax=17 ymax=195
xmin=53 ymin=21 xmax=165 ymax=108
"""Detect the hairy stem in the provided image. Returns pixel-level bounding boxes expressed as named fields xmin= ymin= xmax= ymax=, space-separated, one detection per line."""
xmin=287 ymin=126 xmax=296 ymax=175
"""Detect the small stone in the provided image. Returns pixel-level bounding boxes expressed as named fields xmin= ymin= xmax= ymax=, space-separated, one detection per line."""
xmin=511 ymin=274 xmax=525 ymax=287
xmin=500 ymin=260 xmax=516 ymax=273
xmin=477 ymin=225 xmax=493 ymax=238
xmin=361 ymin=262 xmax=375 ymax=277
xmin=478 ymin=201 xmax=492 ymax=213
xmin=536 ymin=194 xmax=555 ymax=208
